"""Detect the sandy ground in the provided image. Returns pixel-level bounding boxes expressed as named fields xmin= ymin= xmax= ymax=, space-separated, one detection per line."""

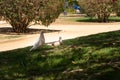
xmin=0 ymin=21 xmax=120 ymax=52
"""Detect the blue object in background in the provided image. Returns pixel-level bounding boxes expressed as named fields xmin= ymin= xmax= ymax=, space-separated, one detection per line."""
xmin=73 ymin=4 xmax=80 ymax=10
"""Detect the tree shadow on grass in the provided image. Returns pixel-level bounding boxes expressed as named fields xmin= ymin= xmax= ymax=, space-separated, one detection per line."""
xmin=0 ymin=45 xmax=73 ymax=80
xmin=64 ymin=30 xmax=120 ymax=48
xmin=0 ymin=30 xmax=120 ymax=80
xmin=63 ymin=30 xmax=120 ymax=80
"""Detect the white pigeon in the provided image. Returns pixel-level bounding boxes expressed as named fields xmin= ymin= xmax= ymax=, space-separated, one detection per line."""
xmin=47 ymin=36 xmax=62 ymax=46
xmin=30 ymin=30 xmax=45 ymax=51
xmin=57 ymin=36 xmax=62 ymax=45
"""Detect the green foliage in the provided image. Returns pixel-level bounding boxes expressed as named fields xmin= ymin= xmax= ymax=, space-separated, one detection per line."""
xmin=68 ymin=0 xmax=79 ymax=6
xmin=0 ymin=0 xmax=64 ymax=33
xmin=0 ymin=30 xmax=120 ymax=80
xmin=79 ymin=0 xmax=113 ymax=22
xmin=113 ymin=0 xmax=120 ymax=16
xmin=39 ymin=0 xmax=64 ymax=27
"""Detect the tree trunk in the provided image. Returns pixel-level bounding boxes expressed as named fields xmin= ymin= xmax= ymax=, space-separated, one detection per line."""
xmin=12 ymin=25 xmax=27 ymax=33
xmin=10 ymin=21 xmax=29 ymax=33
xmin=116 ymin=11 xmax=120 ymax=17
xmin=97 ymin=13 xmax=110 ymax=22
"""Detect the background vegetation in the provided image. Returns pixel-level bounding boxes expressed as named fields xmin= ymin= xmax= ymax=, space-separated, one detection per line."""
xmin=79 ymin=0 xmax=120 ymax=22
xmin=113 ymin=0 xmax=120 ymax=16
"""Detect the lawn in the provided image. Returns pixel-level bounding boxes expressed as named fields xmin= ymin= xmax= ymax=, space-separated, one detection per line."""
xmin=68 ymin=16 xmax=120 ymax=22
xmin=0 ymin=30 xmax=120 ymax=80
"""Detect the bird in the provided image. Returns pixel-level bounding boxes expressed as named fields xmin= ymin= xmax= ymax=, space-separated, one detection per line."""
xmin=47 ymin=36 xmax=62 ymax=46
xmin=55 ymin=36 xmax=62 ymax=46
xmin=30 ymin=30 xmax=45 ymax=51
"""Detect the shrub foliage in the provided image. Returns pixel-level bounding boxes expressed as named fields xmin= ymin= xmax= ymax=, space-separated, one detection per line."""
xmin=113 ymin=0 xmax=120 ymax=16
xmin=0 ymin=0 xmax=64 ymax=33
xmin=79 ymin=0 xmax=115 ymax=22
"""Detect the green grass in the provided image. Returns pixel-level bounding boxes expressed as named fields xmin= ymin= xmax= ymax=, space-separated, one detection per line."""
xmin=68 ymin=16 xmax=120 ymax=22
xmin=0 ymin=30 xmax=120 ymax=80
xmin=69 ymin=17 xmax=98 ymax=22
xmin=109 ymin=16 xmax=120 ymax=22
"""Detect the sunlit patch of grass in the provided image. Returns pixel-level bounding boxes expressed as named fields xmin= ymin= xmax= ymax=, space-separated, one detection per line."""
xmin=67 ymin=16 xmax=120 ymax=22
xmin=108 ymin=16 xmax=120 ymax=22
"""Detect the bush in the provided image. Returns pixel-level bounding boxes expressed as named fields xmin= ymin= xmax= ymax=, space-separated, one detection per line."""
xmin=0 ymin=0 xmax=64 ymax=33
xmin=79 ymin=0 xmax=113 ymax=22
xmin=113 ymin=0 xmax=120 ymax=16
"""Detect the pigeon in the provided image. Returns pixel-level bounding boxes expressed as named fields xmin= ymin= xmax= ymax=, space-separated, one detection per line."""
xmin=30 ymin=30 xmax=45 ymax=51
xmin=47 ymin=36 xmax=62 ymax=46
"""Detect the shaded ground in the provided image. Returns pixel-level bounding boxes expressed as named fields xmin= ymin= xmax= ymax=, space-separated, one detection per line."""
xmin=0 ymin=30 xmax=120 ymax=80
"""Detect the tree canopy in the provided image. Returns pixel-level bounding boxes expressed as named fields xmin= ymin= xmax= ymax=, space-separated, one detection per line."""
xmin=0 ymin=0 xmax=64 ymax=33
xmin=78 ymin=0 xmax=120 ymax=22
xmin=79 ymin=0 xmax=113 ymax=22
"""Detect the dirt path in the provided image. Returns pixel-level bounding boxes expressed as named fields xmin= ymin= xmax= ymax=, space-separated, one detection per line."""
xmin=0 ymin=19 xmax=120 ymax=52
xmin=0 ymin=21 xmax=120 ymax=52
